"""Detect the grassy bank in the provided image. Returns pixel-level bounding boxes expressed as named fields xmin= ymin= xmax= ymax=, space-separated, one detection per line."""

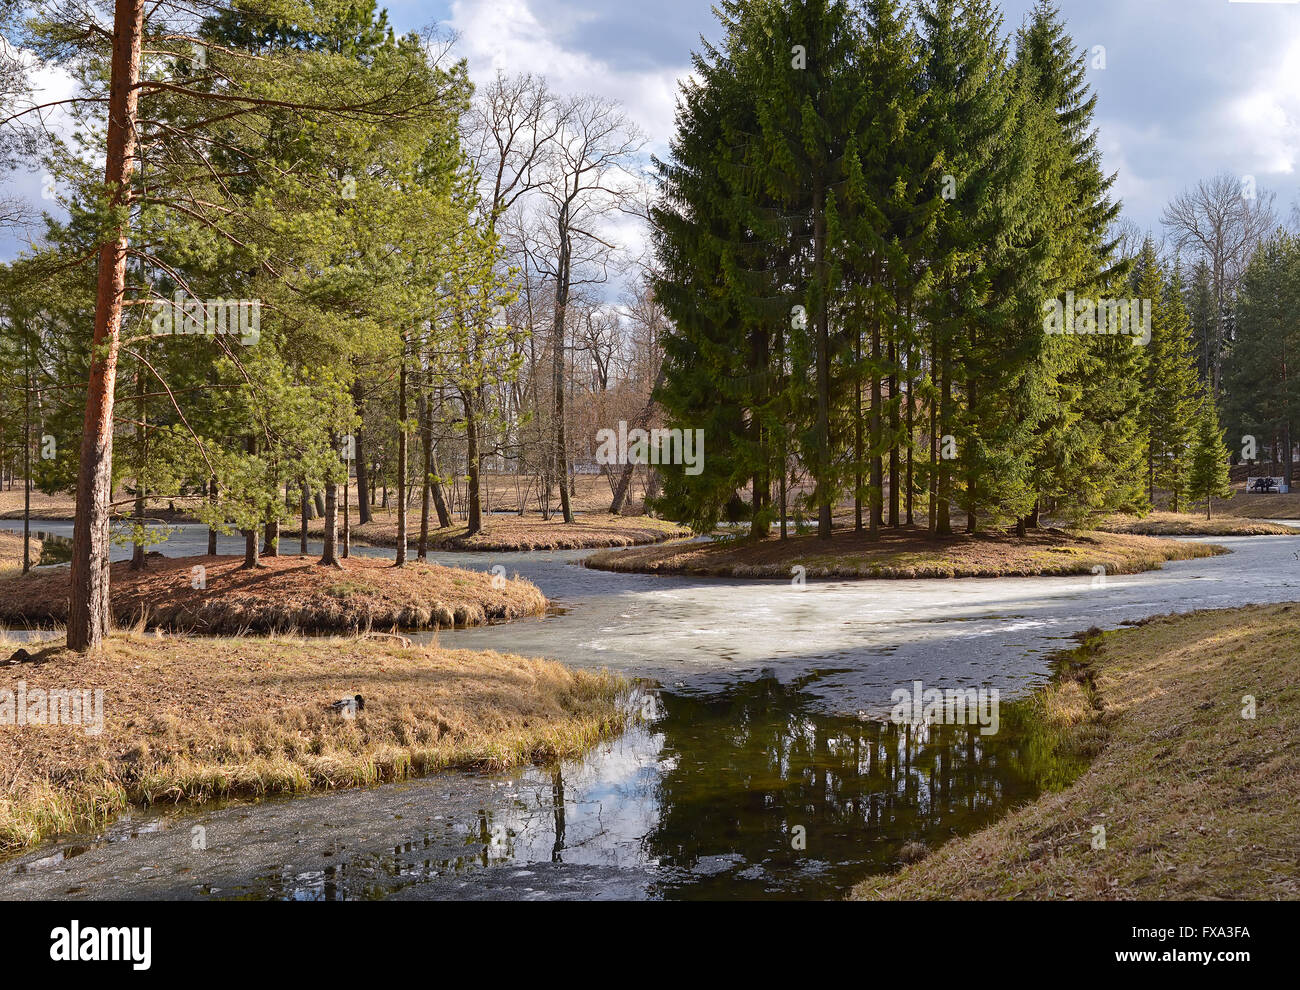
xmin=0 ymin=631 xmax=626 ymax=853
xmin=0 ymin=532 xmax=40 ymax=578
xmin=288 ymin=512 xmax=693 ymax=551
xmin=0 ymin=555 xmax=547 ymax=634
xmin=584 ymin=527 xmax=1226 ymax=579
xmin=1095 ymin=512 xmax=1300 ymax=536
xmin=853 ymin=602 xmax=1300 ymax=900
xmin=1212 ymin=489 xmax=1300 ymax=519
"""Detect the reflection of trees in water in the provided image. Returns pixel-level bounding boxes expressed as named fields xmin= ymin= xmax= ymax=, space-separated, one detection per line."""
xmin=644 ymin=676 xmax=1083 ymax=897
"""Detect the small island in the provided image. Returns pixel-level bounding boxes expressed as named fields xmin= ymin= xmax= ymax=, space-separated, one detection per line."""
xmin=0 ymin=555 xmax=547 ymax=635
xmin=583 ymin=527 xmax=1226 ymax=580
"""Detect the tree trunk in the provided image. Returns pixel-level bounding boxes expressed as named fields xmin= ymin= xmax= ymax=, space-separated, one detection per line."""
xmin=553 ymin=222 xmax=575 ymax=525
xmin=341 ymin=454 xmax=349 ymax=559
xmin=22 ymin=334 xmax=31 ymax=574
xmin=813 ymin=176 xmax=832 ymax=540
xmin=465 ymin=393 xmax=483 ymax=536
xmin=870 ymin=317 xmax=882 ymax=540
xmin=299 ymin=483 xmax=310 ymax=555
xmin=352 ymin=379 xmax=372 ymax=525
xmin=889 ymin=337 xmax=900 ymax=528
xmin=319 ymin=476 xmax=339 ymax=567
xmin=854 ymin=335 xmax=863 ymax=533
xmin=418 ymin=388 xmax=432 ymax=560
xmin=67 ymin=0 xmax=145 ymax=652
xmin=263 ymin=519 xmax=278 ymax=557
xmin=431 ymin=452 xmax=452 ymax=529
xmin=207 ymin=475 xmax=218 ymax=555
xmin=936 ymin=345 xmax=952 ymax=536
xmin=395 ymin=335 xmax=409 ymax=564
xmin=610 ymin=363 xmax=666 ymax=515
xmin=130 ymin=355 xmax=147 ymax=570
xmin=241 ymin=436 xmax=260 ymax=569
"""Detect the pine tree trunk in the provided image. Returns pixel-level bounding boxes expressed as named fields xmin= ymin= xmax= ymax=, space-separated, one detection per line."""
xmin=320 ymin=478 xmax=339 ymax=567
xmin=813 ymin=177 xmax=832 ymax=540
xmin=352 ymin=379 xmax=372 ymax=525
xmin=241 ymin=436 xmax=260 ymax=569
xmin=67 ymin=0 xmax=145 ymax=652
xmin=207 ymin=475 xmax=218 ymax=555
xmin=299 ymin=483 xmax=310 ymax=555
xmin=889 ymin=337 xmax=900 ymax=528
xmin=465 ymin=393 xmax=482 ymax=536
xmin=905 ymin=340 xmax=914 ymax=527
xmin=936 ymin=345 xmax=952 ymax=536
xmin=130 ymin=359 xmax=146 ymax=570
xmin=854 ymin=335 xmax=864 ymax=533
xmin=396 ymin=335 xmax=408 ymax=564
xmin=418 ymin=388 xmax=431 ymax=559
xmin=869 ymin=316 xmax=882 ymax=540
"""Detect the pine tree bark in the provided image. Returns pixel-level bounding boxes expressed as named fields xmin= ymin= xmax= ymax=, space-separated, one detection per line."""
xmin=395 ymin=335 xmax=409 ymax=564
xmin=299 ymin=483 xmax=310 ymax=555
xmin=813 ymin=177 xmax=832 ymax=540
xmin=319 ymin=477 xmax=339 ymax=567
xmin=207 ymin=475 xmax=218 ymax=555
xmin=352 ymin=379 xmax=372 ymax=525
xmin=67 ymin=0 xmax=145 ymax=651
xmin=889 ymin=336 xmax=900 ymax=528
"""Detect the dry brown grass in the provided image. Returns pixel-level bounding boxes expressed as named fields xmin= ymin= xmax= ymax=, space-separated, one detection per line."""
xmin=0 ymin=631 xmax=626 ymax=853
xmin=585 ymin=526 xmax=1226 ymax=580
xmin=1095 ymin=512 xmax=1300 ymax=536
xmin=1209 ymin=489 xmax=1300 ymax=520
xmin=0 ymin=555 xmax=547 ymax=634
xmin=289 ymin=512 xmax=692 ymax=552
xmin=0 ymin=531 xmax=40 ymax=578
xmin=852 ymin=603 xmax=1300 ymax=900
xmin=0 ymin=472 xmax=654 ymax=523
xmin=0 ymin=488 xmax=197 ymax=521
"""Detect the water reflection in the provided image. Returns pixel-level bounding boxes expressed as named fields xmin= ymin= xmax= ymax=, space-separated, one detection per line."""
xmin=214 ymin=674 xmax=1084 ymax=901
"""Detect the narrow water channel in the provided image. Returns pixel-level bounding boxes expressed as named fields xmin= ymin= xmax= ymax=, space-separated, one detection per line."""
xmin=1 ymin=520 xmax=1298 ymax=899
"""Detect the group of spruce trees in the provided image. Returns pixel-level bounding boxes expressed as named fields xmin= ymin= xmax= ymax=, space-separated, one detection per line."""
xmin=651 ymin=0 xmax=1230 ymax=538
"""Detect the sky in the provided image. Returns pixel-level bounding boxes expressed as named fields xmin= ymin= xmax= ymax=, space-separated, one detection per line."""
xmin=4 ymin=0 xmax=1300 ymax=260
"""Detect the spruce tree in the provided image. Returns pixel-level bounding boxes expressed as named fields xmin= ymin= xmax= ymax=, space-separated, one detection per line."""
xmin=1141 ymin=248 xmax=1200 ymax=511
xmin=1188 ymin=392 xmax=1233 ymax=519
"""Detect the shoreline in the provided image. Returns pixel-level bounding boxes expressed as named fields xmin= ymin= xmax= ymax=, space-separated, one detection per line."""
xmin=852 ymin=602 xmax=1300 ymax=900
xmin=0 ymin=631 xmax=627 ymax=855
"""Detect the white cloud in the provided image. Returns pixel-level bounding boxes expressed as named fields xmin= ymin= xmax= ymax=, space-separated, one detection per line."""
xmin=446 ymin=0 xmax=686 ymax=157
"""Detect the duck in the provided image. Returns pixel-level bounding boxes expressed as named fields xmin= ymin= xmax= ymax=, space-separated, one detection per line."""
xmin=329 ymin=694 xmax=364 ymax=716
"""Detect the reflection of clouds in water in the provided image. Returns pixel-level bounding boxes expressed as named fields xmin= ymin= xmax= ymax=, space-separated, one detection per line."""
xmin=484 ymin=725 xmax=666 ymax=870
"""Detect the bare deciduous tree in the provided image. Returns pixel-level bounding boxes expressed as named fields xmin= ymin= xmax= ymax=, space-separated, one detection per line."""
xmin=1161 ymin=171 xmax=1277 ymax=395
